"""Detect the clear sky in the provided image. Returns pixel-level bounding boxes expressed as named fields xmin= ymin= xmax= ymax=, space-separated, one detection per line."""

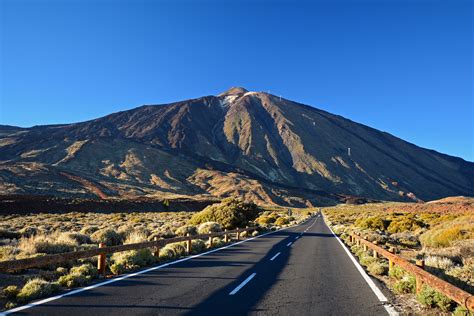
xmin=1 ymin=0 xmax=473 ymax=161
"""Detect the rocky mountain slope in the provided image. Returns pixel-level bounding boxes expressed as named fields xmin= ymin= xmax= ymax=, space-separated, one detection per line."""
xmin=0 ymin=87 xmax=472 ymax=206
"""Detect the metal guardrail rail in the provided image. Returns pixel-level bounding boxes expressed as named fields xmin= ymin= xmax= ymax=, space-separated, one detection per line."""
xmin=0 ymin=227 xmax=257 ymax=273
xmin=349 ymin=232 xmax=473 ymax=311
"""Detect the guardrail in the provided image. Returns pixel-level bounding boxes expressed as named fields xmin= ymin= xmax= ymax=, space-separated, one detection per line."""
xmin=0 ymin=227 xmax=257 ymax=273
xmin=349 ymin=232 xmax=473 ymax=311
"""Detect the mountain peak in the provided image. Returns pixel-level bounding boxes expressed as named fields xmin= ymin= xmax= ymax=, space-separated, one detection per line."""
xmin=218 ymin=87 xmax=249 ymax=96
xmin=0 ymin=88 xmax=472 ymax=206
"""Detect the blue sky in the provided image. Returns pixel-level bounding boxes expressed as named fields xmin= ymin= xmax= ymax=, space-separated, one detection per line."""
xmin=1 ymin=0 xmax=472 ymax=161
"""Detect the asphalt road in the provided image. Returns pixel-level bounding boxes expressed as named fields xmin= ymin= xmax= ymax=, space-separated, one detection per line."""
xmin=8 ymin=215 xmax=391 ymax=315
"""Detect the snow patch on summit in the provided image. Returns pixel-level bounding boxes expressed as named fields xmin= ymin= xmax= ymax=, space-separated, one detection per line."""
xmin=220 ymin=95 xmax=239 ymax=108
xmin=244 ymin=91 xmax=259 ymax=97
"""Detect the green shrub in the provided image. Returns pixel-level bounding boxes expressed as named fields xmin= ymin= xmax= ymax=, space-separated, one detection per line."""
xmin=190 ymin=239 xmax=206 ymax=254
xmin=157 ymin=241 xmax=190 ymax=261
xmin=433 ymin=292 xmax=455 ymax=312
xmin=163 ymin=242 xmax=187 ymax=257
xmin=390 ymin=232 xmax=419 ymax=247
xmin=393 ymin=275 xmax=416 ymax=294
xmin=256 ymin=216 xmax=275 ymax=225
xmin=453 ymin=305 xmax=470 ymax=315
xmin=19 ymin=234 xmax=77 ymax=255
xmin=207 ymin=237 xmax=225 ymax=248
xmin=417 ymin=285 xmax=454 ymax=311
xmin=350 ymin=245 xmax=365 ymax=258
xmin=417 ymin=285 xmax=436 ymax=307
xmin=110 ymin=263 xmax=126 ymax=275
xmin=445 ymin=264 xmax=474 ymax=292
xmin=360 ymin=255 xmax=377 ymax=267
xmin=16 ymin=278 xmax=60 ymax=303
xmin=355 ymin=217 xmax=389 ymax=231
xmin=275 ymin=217 xmax=289 ymax=226
xmin=174 ymin=225 xmax=197 ymax=237
xmin=110 ymin=249 xmax=156 ymax=273
xmin=367 ymin=261 xmax=387 ymax=275
xmin=387 ymin=217 xmax=424 ymax=233
xmin=425 ymin=256 xmax=454 ymax=271
xmin=58 ymin=264 xmax=98 ymax=287
xmin=420 ymin=217 xmax=473 ymax=248
xmin=3 ymin=285 xmax=19 ymax=300
xmin=196 ymin=222 xmax=222 ymax=235
xmin=350 ymin=245 xmax=361 ymax=253
xmin=365 ymin=232 xmax=388 ymax=244
xmin=0 ymin=245 xmax=17 ymax=261
xmin=124 ymin=231 xmax=148 ymax=244
xmin=189 ymin=198 xmax=259 ymax=229
xmin=389 ymin=265 xmax=406 ymax=280
xmin=56 ymin=267 xmax=68 ymax=275
xmin=350 ymin=245 xmax=366 ymax=259
xmin=159 ymin=248 xmax=176 ymax=260
xmin=90 ymin=229 xmax=122 ymax=246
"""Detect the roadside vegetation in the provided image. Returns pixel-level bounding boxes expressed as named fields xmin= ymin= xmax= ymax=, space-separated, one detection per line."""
xmin=0 ymin=198 xmax=314 ymax=310
xmin=324 ymin=197 xmax=473 ymax=315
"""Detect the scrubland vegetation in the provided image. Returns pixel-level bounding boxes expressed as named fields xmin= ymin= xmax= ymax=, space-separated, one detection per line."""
xmin=324 ymin=198 xmax=473 ymax=314
xmin=0 ymin=198 xmax=313 ymax=309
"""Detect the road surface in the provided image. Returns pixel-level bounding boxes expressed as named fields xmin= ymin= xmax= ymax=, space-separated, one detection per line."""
xmin=7 ymin=215 xmax=392 ymax=315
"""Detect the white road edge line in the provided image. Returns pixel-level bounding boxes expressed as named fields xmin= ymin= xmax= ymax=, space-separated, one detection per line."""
xmin=228 ymin=273 xmax=257 ymax=295
xmin=324 ymin=216 xmax=399 ymax=316
xmin=269 ymin=252 xmax=281 ymax=261
xmin=3 ymin=216 xmax=318 ymax=315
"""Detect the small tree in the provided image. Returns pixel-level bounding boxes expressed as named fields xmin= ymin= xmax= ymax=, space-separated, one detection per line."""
xmin=189 ymin=198 xmax=259 ymax=229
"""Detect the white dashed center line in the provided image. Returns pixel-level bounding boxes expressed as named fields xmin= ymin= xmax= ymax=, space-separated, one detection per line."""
xmin=229 ymin=273 xmax=257 ymax=295
xmin=286 ymin=242 xmax=293 ymax=247
xmin=270 ymin=252 xmax=281 ymax=261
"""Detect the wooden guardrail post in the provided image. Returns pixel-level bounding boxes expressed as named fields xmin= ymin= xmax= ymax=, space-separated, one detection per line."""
xmin=388 ymin=247 xmax=395 ymax=273
xmin=236 ymin=229 xmax=240 ymax=241
xmin=224 ymin=229 xmax=229 ymax=243
xmin=153 ymin=237 xmax=160 ymax=257
xmin=372 ymin=241 xmax=378 ymax=258
xmin=208 ymin=231 xmax=213 ymax=248
xmin=186 ymin=234 xmax=191 ymax=253
xmin=415 ymin=259 xmax=425 ymax=294
xmin=97 ymin=243 xmax=106 ymax=276
xmin=416 ymin=259 xmax=425 ymax=269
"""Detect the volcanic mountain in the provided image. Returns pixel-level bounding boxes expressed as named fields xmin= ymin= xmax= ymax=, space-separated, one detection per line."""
xmin=0 ymin=87 xmax=472 ymax=206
